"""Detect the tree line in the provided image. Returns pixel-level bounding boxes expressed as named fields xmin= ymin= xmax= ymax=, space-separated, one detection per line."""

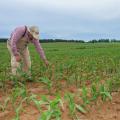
xmin=0 ymin=38 xmax=120 ymax=43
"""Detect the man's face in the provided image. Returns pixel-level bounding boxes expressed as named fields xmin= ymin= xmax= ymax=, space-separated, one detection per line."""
xmin=28 ymin=31 xmax=34 ymax=40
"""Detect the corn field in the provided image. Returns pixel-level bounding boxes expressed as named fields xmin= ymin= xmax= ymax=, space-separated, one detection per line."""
xmin=0 ymin=42 xmax=120 ymax=120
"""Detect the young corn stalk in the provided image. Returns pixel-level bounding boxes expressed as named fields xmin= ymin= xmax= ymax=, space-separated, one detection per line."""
xmin=11 ymin=85 xmax=27 ymax=109
xmin=11 ymin=85 xmax=28 ymax=120
xmin=81 ymin=86 xmax=90 ymax=107
xmin=12 ymin=97 xmax=28 ymax=120
xmin=10 ymin=74 xmax=21 ymax=87
xmin=65 ymin=93 xmax=86 ymax=120
xmin=0 ymin=97 xmax=10 ymax=112
xmin=0 ymin=66 xmax=8 ymax=90
xmin=39 ymin=77 xmax=52 ymax=94
xmin=90 ymin=83 xmax=99 ymax=101
xmin=13 ymin=61 xmax=32 ymax=83
xmin=39 ymin=95 xmax=64 ymax=120
xmin=99 ymin=84 xmax=112 ymax=101
xmin=29 ymin=94 xmax=47 ymax=112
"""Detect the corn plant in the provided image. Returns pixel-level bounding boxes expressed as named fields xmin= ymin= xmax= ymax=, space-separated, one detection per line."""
xmin=12 ymin=97 xmax=28 ymax=120
xmin=64 ymin=93 xmax=76 ymax=118
xmin=10 ymin=75 xmax=20 ymax=86
xmin=65 ymin=93 xmax=86 ymax=120
xmin=38 ymin=110 xmax=52 ymax=120
xmin=0 ymin=73 xmax=5 ymax=89
xmin=11 ymin=85 xmax=27 ymax=109
xmin=81 ymin=86 xmax=90 ymax=106
xmin=39 ymin=95 xmax=64 ymax=120
xmin=90 ymin=83 xmax=99 ymax=101
xmin=0 ymin=97 xmax=10 ymax=112
xmin=30 ymin=95 xmax=47 ymax=111
xmin=39 ymin=77 xmax=52 ymax=94
xmin=99 ymin=84 xmax=112 ymax=101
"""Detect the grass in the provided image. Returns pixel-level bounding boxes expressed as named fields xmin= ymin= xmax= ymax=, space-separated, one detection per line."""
xmin=0 ymin=42 xmax=120 ymax=119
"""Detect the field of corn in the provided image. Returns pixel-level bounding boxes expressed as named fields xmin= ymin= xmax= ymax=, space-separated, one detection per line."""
xmin=0 ymin=42 xmax=120 ymax=120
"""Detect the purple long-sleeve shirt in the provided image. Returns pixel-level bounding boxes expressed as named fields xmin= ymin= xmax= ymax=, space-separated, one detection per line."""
xmin=9 ymin=26 xmax=46 ymax=61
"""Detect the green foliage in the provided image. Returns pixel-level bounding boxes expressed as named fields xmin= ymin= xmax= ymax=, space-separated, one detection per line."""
xmin=65 ymin=92 xmax=86 ymax=119
xmin=0 ymin=97 xmax=10 ymax=112
xmin=90 ymin=83 xmax=99 ymax=101
xmin=81 ymin=86 xmax=90 ymax=105
xmin=39 ymin=95 xmax=63 ymax=120
xmin=39 ymin=77 xmax=52 ymax=94
xmin=0 ymin=42 xmax=120 ymax=119
xmin=99 ymin=84 xmax=112 ymax=101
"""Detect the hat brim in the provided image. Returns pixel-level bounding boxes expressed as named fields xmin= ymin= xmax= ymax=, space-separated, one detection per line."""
xmin=32 ymin=33 xmax=39 ymax=40
xmin=27 ymin=27 xmax=39 ymax=40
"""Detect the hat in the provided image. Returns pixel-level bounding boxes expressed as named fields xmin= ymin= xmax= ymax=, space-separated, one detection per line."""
xmin=28 ymin=26 xmax=39 ymax=40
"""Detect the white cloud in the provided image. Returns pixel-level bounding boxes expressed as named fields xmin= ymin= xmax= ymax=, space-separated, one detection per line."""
xmin=1 ymin=0 xmax=120 ymax=20
xmin=0 ymin=0 xmax=120 ymax=39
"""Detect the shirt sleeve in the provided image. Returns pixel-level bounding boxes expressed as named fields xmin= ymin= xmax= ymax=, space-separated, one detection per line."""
xmin=32 ymin=39 xmax=46 ymax=60
xmin=11 ymin=26 xmax=26 ymax=56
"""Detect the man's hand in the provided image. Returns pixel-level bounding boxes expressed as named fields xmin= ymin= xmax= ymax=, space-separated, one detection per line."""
xmin=44 ymin=59 xmax=49 ymax=66
xmin=15 ymin=55 xmax=21 ymax=62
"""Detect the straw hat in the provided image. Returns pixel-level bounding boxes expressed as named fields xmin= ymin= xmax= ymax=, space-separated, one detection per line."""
xmin=28 ymin=26 xmax=39 ymax=40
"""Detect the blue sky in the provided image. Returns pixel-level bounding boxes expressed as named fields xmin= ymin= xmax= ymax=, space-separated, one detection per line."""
xmin=0 ymin=0 xmax=120 ymax=41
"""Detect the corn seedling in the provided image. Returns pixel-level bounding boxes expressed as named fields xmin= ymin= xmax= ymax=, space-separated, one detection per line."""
xmin=99 ymin=84 xmax=112 ymax=101
xmin=12 ymin=97 xmax=28 ymax=120
xmin=39 ymin=95 xmax=64 ymax=120
xmin=65 ymin=93 xmax=86 ymax=120
xmin=11 ymin=85 xmax=27 ymax=109
xmin=38 ymin=110 xmax=52 ymax=120
xmin=90 ymin=83 xmax=99 ymax=101
xmin=64 ymin=93 xmax=76 ymax=118
xmin=0 ymin=97 xmax=10 ymax=112
xmin=81 ymin=86 xmax=90 ymax=106
xmin=31 ymin=96 xmax=47 ymax=111
xmin=40 ymin=77 xmax=52 ymax=94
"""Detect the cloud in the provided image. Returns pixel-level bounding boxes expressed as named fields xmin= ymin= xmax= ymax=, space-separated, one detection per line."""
xmin=1 ymin=0 xmax=120 ymax=20
xmin=0 ymin=0 xmax=120 ymax=40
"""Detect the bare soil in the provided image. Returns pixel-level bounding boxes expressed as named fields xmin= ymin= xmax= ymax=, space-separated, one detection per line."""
xmin=0 ymin=81 xmax=120 ymax=120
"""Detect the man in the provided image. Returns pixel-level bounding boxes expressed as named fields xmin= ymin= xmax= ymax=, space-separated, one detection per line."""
xmin=7 ymin=25 xmax=49 ymax=77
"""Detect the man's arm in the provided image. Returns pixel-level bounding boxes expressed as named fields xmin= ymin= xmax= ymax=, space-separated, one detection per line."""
xmin=32 ymin=39 xmax=47 ymax=61
xmin=11 ymin=26 xmax=26 ymax=56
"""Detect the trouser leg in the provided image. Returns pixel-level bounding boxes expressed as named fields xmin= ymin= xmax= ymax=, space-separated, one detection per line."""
xmin=7 ymin=41 xmax=20 ymax=76
xmin=21 ymin=47 xmax=31 ymax=76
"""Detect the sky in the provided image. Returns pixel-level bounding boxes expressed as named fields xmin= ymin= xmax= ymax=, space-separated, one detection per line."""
xmin=0 ymin=0 xmax=120 ymax=41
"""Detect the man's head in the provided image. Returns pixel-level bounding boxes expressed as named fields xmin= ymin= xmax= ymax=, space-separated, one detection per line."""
xmin=28 ymin=26 xmax=39 ymax=40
